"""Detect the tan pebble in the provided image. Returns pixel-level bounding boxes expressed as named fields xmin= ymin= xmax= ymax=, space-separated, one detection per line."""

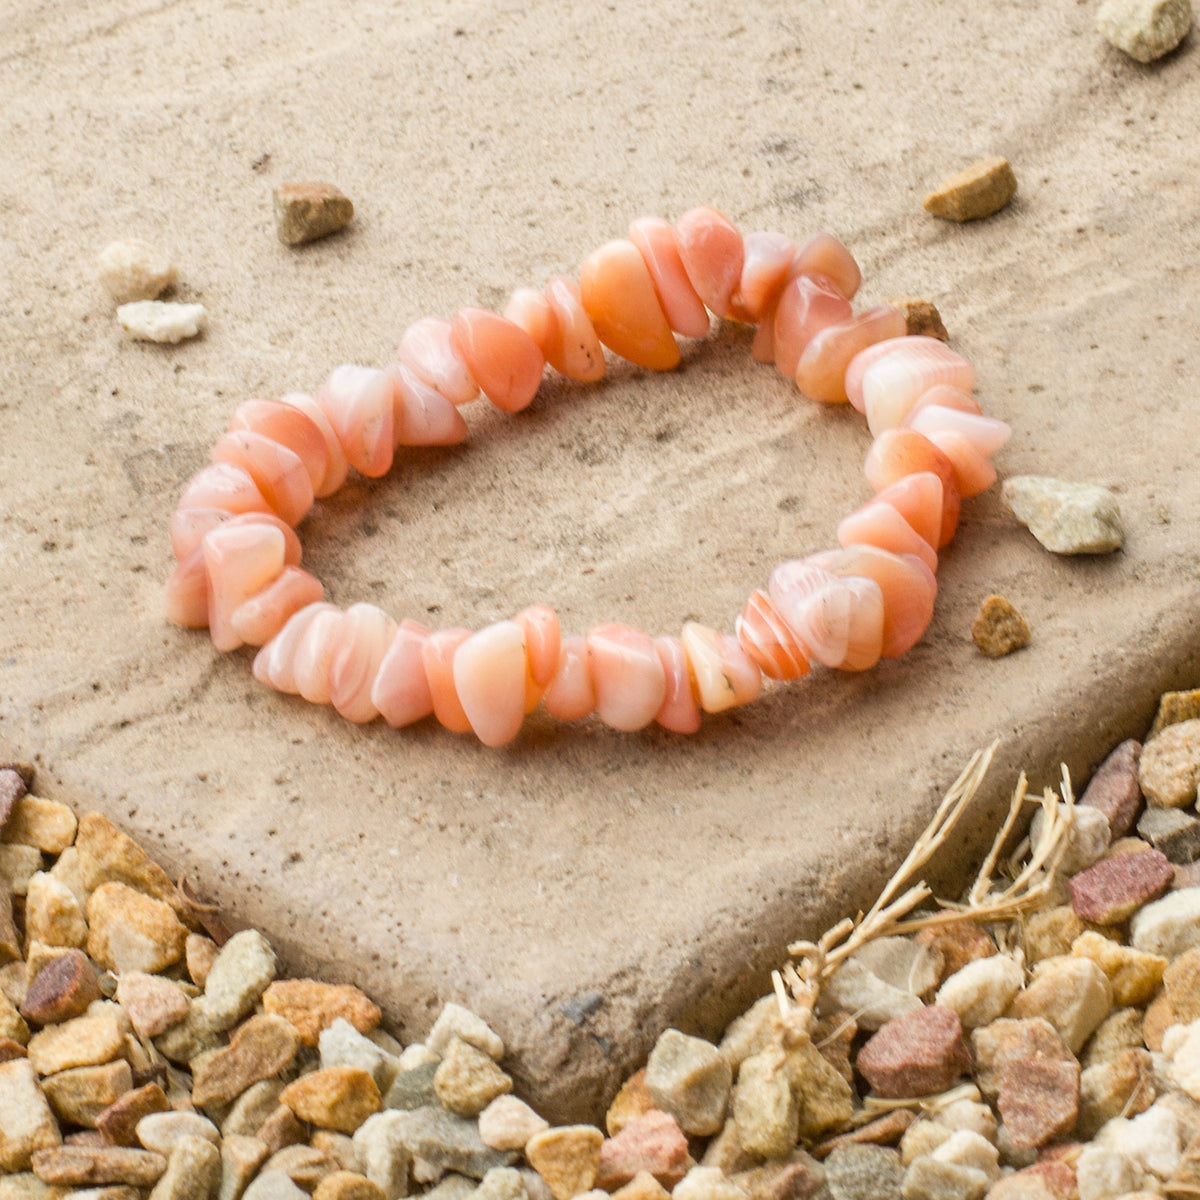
xmin=811 ymin=1109 xmax=915 ymax=1160
xmin=0 ymin=880 xmax=19 ymax=965
xmin=85 ymin=883 xmax=187 ymax=975
xmin=1076 ymin=1048 xmax=1155 ymax=1139
xmin=0 ymin=987 xmax=28 ymax=1045
xmin=1007 ymin=956 xmax=1113 ymax=1053
xmin=1022 ymin=905 xmax=1084 ymax=965
xmin=96 ymin=239 xmax=178 ymax=304
xmin=95 ymin=1081 xmax=171 ymax=1147
xmin=114 ymin=971 xmax=189 ymax=1040
xmin=25 ymin=941 xmax=71 ymax=987
xmin=971 ymin=595 xmax=1030 ymax=658
xmin=1142 ymin=990 xmax=1174 ymax=1051
xmin=0 ymin=1058 xmax=62 ymax=1170
xmin=190 ymin=1013 xmax=299 ymax=1108
xmin=1164 ymin=946 xmax=1200 ymax=1022
xmin=914 ymin=922 xmax=998 ymax=984
xmin=605 ymin=1068 xmax=656 ymax=1137
xmin=117 ymin=300 xmax=206 ymax=344
xmin=526 ymin=1126 xmax=604 ymax=1200
xmin=221 ymin=1133 xmax=271 ymax=1195
xmin=0 ymin=843 xmax=43 ymax=898
xmin=74 ymin=814 xmax=181 ymax=911
xmin=23 ymin=873 xmax=92 ymax=955
xmin=890 ymin=297 xmax=949 ymax=341
xmin=1148 ymin=687 xmax=1200 ymax=738
xmin=29 ymin=1143 xmax=166 ymax=1186
xmin=265 ymin=1142 xmax=340 ymax=1189
xmin=221 ymin=1078 xmax=287 ymax=1137
xmin=273 ymin=182 xmax=355 ymax=246
xmin=310 ymin=1129 xmax=361 ymax=1172
xmin=479 ymin=1093 xmax=549 ymax=1151
xmin=0 ymin=796 xmax=77 ymax=855
xmin=923 ymin=157 xmax=1018 ymax=222
xmin=185 ymin=933 xmax=220 ymax=989
xmin=42 ymin=1059 xmax=132 ymax=1129
xmin=314 ymin=1170 xmax=387 ymax=1200
xmin=152 ymin=1134 xmax=221 ymax=1199
xmin=20 ymin=948 xmax=101 ymax=1027
xmin=1139 ymin=717 xmax=1200 ymax=807
xmin=1097 ymin=0 xmax=1192 ymax=61
xmin=135 ymin=1109 xmax=220 ymax=1155
xmin=608 ymin=1172 xmax=672 ymax=1200
xmin=1081 ymin=1007 xmax=1145 ymax=1069
xmin=27 ymin=1011 xmax=124 ymax=1076
xmin=434 ymin=1035 xmax=513 ymax=1117
xmin=256 ymin=1103 xmax=309 ymax=1156
xmin=1070 ymin=930 xmax=1166 ymax=1006
xmin=263 ymin=979 xmax=381 ymax=1046
xmin=279 ymin=1067 xmax=382 ymax=1134
xmin=427 ymin=1000 xmax=506 ymax=1061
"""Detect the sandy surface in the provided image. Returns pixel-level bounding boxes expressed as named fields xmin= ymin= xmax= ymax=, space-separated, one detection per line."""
xmin=2 ymin=0 xmax=1199 ymax=1119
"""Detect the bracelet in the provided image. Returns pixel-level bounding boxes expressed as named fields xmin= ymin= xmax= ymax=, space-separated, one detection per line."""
xmin=165 ymin=207 xmax=1010 ymax=746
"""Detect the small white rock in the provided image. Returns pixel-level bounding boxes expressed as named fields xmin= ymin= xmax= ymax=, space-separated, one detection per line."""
xmin=672 ymin=1165 xmax=748 ymax=1200
xmin=819 ymin=958 xmax=923 ymax=1030
xmin=1130 ymin=887 xmax=1200 ymax=958
xmin=320 ymin=1016 xmax=398 ymax=1091
xmin=931 ymin=1129 xmax=1002 ymax=1182
xmin=936 ymin=955 xmax=1024 ymax=1029
xmin=117 ymin=300 xmax=206 ymax=344
xmin=1167 ymin=1020 xmax=1200 ymax=1100
xmin=1114 ymin=1103 xmax=1182 ymax=1179
xmin=1031 ymin=803 xmax=1111 ymax=874
xmin=97 ymin=238 xmax=177 ymax=303
xmin=1001 ymin=475 xmax=1123 ymax=555
xmin=935 ymin=1099 xmax=998 ymax=1145
xmin=1075 ymin=1143 xmax=1146 ymax=1200
xmin=478 ymin=1094 xmax=550 ymax=1151
xmin=136 ymin=1109 xmax=220 ymax=1154
xmin=1097 ymin=0 xmax=1192 ymax=61
xmin=398 ymin=1042 xmax=440 ymax=1070
xmin=428 ymin=1001 xmax=505 ymax=1062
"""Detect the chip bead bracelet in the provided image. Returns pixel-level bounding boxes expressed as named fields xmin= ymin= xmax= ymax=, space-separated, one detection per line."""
xmin=165 ymin=206 xmax=1011 ymax=746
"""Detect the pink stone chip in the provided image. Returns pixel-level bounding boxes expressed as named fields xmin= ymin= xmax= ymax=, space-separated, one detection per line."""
xmin=855 ymin=1005 xmax=972 ymax=1098
xmin=595 ymin=1109 xmax=690 ymax=1191
xmin=997 ymin=1054 xmax=1081 ymax=1149
xmin=1079 ymin=739 xmax=1144 ymax=838
xmin=1068 ymin=847 xmax=1174 ymax=924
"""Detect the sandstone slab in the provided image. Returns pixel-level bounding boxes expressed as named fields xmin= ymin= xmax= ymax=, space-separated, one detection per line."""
xmin=3 ymin=0 xmax=1200 ymax=1127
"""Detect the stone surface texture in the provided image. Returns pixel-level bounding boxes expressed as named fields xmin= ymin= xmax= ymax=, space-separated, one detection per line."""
xmin=3 ymin=0 xmax=1200 ymax=1125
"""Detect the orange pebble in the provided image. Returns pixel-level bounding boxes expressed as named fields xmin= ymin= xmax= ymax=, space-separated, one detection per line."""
xmin=178 ymin=462 xmax=274 ymax=518
xmin=165 ymin=548 xmax=210 ymax=629
xmin=736 ymin=589 xmax=810 ymax=681
xmin=580 ymin=240 xmax=681 ymax=371
xmin=681 ymin=622 xmax=762 ymax=713
xmin=730 ymin=231 xmax=796 ymax=324
xmin=503 ymin=287 xmax=559 ymax=358
xmin=543 ymin=277 xmax=605 ymax=382
xmin=586 ymin=624 xmax=666 ymax=731
xmin=450 ymin=307 xmax=545 ymax=414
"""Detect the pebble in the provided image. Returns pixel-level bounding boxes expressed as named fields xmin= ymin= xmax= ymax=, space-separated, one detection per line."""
xmin=934 ymin=954 xmax=1023 ymax=1029
xmin=221 ymin=1133 xmax=271 ymax=1196
xmin=1150 ymin=689 xmax=1200 ymax=738
xmin=0 ymin=1059 xmax=61 ymax=1171
xmin=2 ymin=797 xmax=76 ymax=856
xmin=350 ymin=1112 xmax=412 ymax=1200
xmin=1113 ymin=1103 xmax=1183 ymax=1179
xmin=997 ymin=1054 xmax=1080 ymax=1149
xmin=787 ymin=1036 xmax=856 ymax=1139
xmin=610 ymin=1170 xmax=671 ymax=1200
xmin=914 ymin=922 xmax=997 ymax=984
xmin=42 ymin=1060 xmax=132 ymax=1128
xmin=1130 ymin=887 xmax=1200 ymax=957
xmin=257 ymin=1104 xmax=308 ymax=1157
xmin=1007 ymin=956 xmax=1113 ymax=1053
xmin=135 ymin=1112 xmax=219 ymax=1156
xmin=200 ymin=930 xmax=277 ymax=1031
xmin=279 ymin=1067 xmax=381 ymax=1135
xmin=1139 ymin=719 xmax=1200 ymax=808
xmin=1096 ymin=0 xmax=1192 ymax=60
xmin=113 ymin=972 xmax=189 ymax=1040
xmin=731 ymin=1049 xmax=797 ymax=1158
xmin=479 ymin=1096 xmax=550 ymax=1152
xmin=85 ymin=884 xmax=187 ymax=975
xmin=433 ymin=1035 xmax=513 ymax=1117
xmin=1068 ymin=847 xmax=1174 ymax=924
xmin=1137 ymin=805 xmax=1200 ymax=863
xmin=1080 ymin=739 xmax=1144 ymax=838
xmin=473 ymin=1165 xmax=527 ymax=1200
xmin=889 ymin=297 xmax=948 ymax=341
xmin=244 ymin=1169 xmax=308 ymax=1200
xmin=262 ymin=980 xmax=381 ymax=1046
xmin=922 ymin=157 xmax=1017 ymax=222
xmin=27 ymin=1011 xmax=124 ymax=1076
xmin=264 ymin=1144 xmax=340 ymax=1191
xmin=96 ymin=239 xmax=178 ymax=304
xmin=1001 ymin=475 xmax=1124 ymax=554
xmin=26 ymin=870 xmax=88 ymax=950
xmin=190 ymin=1013 xmax=300 ymax=1108
xmin=29 ymin=1145 xmax=166 ymax=1186
xmin=21 ymin=950 xmax=101 ymax=1027
xmin=524 ymin=1126 xmax=603 ymax=1200
xmin=320 ymin=1018 xmax=398 ymax=1092
xmin=595 ymin=1111 xmax=690 ymax=1192
xmin=372 ymin=1106 xmax=516 ymax=1180
xmin=0 ymin=771 xmax=26 ymax=832
xmin=186 ymin=934 xmax=220 ymax=989
xmin=822 ymin=1144 xmax=903 ymax=1200
xmin=1169 ymin=1022 xmax=1200 ymax=1100
xmin=0 ymin=846 xmax=43 ymax=900
xmin=74 ymin=815 xmax=178 ymax=911
xmin=970 ymin=595 xmax=1030 ymax=658
xmin=314 ymin=1170 xmax=388 ymax=1200
xmin=428 ymin=1003 xmax=506 ymax=1063
xmin=1077 ymin=1048 xmax=1156 ymax=1138
xmin=1034 ymin=803 xmax=1112 ymax=875
xmin=900 ymin=1155 xmax=986 ymax=1200
xmin=1163 ymin=947 xmax=1200 ymax=1022
xmin=273 ymin=182 xmax=355 ymax=246
xmin=116 ymin=301 xmax=206 ymax=345
xmin=384 ymin=1061 xmax=439 ymax=1111
xmin=1070 ymin=931 xmax=1166 ymax=1006
xmin=970 ymin=1017 xmax=1076 ymax=1102
xmin=0 ymin=883 xmax=18 ymax=967
xmin=95 ymin=1082 xmax=171 ymax=1147
xmin=150 ymin=1134 xmax=220 ymax=1200
xmin=1083 ymin=1006 xmax=1145 ymax=1068
xmin=855 ymin=1006 xmax=972 ymax=1098
xmin=853 ymin=937 xmax=943 ymax=998
xmin=644 ymin=1029 xmax=731 ymax=1137
xmin=819 ymin=959 xmax=923 ymax=1031
xmin=1075 ymin=1143 xmax=1145 ymax=1200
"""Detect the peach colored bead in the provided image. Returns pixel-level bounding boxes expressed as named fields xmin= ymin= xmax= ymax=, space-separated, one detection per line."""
xmin=870 ymin=472 xmax=946 ymax=553
xmin=768 ymin=559 xmax=885 ymax=671
xmin=171 ymin=507 xmax=303 ymax=567
xmin=628 ymin=217 xmax=711 ymax=338
xmin=230 ymin=566 xmax=324 ymax=647
xmin=860 ymin=340 xmax=976 ymax=435
xmin=542 ymin=636 xmax=595 ymax=721
xmin=503 ymin=287 xmax=559 ymax=358
xmin=398 ymin=317 xmax=480 ymax=406
xmin=681 ymin=622 xmax=762 ymax=713
xmin=280 ymin=391 xmax=349 ymax=498
xmin=585 ymin=623 xmax=666 ymax=732
xmin=902 ymin=384 xmax=983 ymax=420
xmin=292 ymin=606 xmax=344 ymax=705
xmin=814 ymin=545 xmax=937 ymax=659
xmin=729 ymin=231 xmax=796 ymax=324
xmin=795 ymin=305 xmax=908 ymax=405
xmin=791 ymin=233 xmax=861 ymax=301
xmin=422 ymin=627 xmax=473 ymax=733
xmin=452 ymin=620 xmax=529 ymax=747
xmin=837 ymin=499 xmax=938 ymax=574
xmin=370 ymin=619 xmax=434 ymax=728
xmin=164 ymin=548 xmax=209 ymax=629
xmin=865 ymin=430 xmax=962 ymax=547
xmin=750 ymin=316 xmax=776 ymax=365
xmin=516 ymin=604 xmax=561 ymax=712
xmin=178 ymin=462 xmax=274 ymax=518
xmin=543 ymin=276 xmax=605 ymax=382
xmin=252 ymin=602 xmax=336 ymax=694
xmin=450 ymin=307 xmax=545 ymax=414
xmin=772 ymin=273 xmax=853 ymax=379
xmin=317 ymin=366 xmax=395 ymax=479
xmin=386 ymin=363 xmax=469 ymax=447
xmin=328 ymin=602 xmax=397 ymax=723
xmin=211 ymin=430 xmax=314 ymax=527
xmin=653 ymin=636 xmax=701 ymax=734
xmin=904 ymin=405 xmax=1011 ymax=457
xmin=675 ymin=206 xmax=744 ymax=319
xmin=202 ymin=523 xmax=287 ymax=654
xmin=579 ymin=239 xmax=680 ymax=371
xmin=924 ymin=429 xmax=998 ymax=498
xmin=735 ymin=589 xmax=810 ymax=682
xmin=228 ymin=398 xmax=330 ymax=495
